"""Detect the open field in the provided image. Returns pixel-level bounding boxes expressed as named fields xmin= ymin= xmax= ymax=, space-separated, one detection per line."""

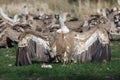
xmin=0 ymin=41 xmax=120 ymax=80
xmin=0 ymin=0 xmax=120 ymax=80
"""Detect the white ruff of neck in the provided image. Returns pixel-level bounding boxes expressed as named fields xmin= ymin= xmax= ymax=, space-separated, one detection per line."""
xmin=57 ymin=16 xmax=69 ymax=34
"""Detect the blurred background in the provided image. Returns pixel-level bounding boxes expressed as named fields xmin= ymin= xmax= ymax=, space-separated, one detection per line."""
xmin=0 ymin=0 xmax=119 ymax=18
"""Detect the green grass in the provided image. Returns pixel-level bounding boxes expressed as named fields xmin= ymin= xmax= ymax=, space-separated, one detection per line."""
xmin=0 ymin=41 xmax=120 ymax=80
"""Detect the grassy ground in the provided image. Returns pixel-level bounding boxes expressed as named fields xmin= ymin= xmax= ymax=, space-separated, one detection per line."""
xmin=0 ymin=41 xmax=120 ymax=80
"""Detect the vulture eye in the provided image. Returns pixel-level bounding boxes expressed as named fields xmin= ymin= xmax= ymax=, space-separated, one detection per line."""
xmin=55 ymin=14 xmax=59 ymax=19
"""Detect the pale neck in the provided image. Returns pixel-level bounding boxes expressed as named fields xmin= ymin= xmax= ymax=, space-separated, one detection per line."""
xmin=24 ymin=6 xmax=29 ymax=15
xmin=56 ymin=16 xmax=69 ymax=33
xmin=59 ymin=16 xmax=69 ymax=30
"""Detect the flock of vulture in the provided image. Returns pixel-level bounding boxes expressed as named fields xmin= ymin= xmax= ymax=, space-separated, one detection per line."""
xmin=0 ymin=5 xmax=120 ymax=66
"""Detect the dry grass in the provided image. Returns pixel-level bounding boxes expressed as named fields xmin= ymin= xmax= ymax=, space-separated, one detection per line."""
xmin=0 ymin=0 xmax=119 ymax=18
